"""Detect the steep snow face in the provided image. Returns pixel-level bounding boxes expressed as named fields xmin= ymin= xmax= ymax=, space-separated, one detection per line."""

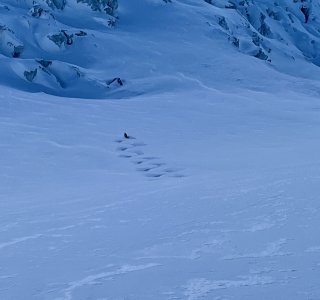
xmin=203 ymin=0 xmax=320 ymax=70
xmin=1 ymin=0 xmax=320 ymax=98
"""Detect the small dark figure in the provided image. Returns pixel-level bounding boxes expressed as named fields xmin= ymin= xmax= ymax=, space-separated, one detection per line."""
xmin=300 ymin=6 xmax=310 ymax=23
xmin=124 ymin=132 xmax=129 ymax=139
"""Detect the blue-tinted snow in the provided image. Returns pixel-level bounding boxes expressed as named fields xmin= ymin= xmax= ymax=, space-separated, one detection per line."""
xmin=1 ymin=0 xmax=320 ymax=299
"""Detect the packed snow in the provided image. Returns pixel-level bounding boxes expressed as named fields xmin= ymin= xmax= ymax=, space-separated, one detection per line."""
xmin=1 ymin=0 xmax=320 ymax=299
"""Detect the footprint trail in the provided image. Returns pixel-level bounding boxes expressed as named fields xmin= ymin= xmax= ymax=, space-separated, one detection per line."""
xmin=114 ymin=135 xmax=185 ymax=179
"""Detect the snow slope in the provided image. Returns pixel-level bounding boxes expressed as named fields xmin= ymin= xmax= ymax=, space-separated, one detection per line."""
xmin=1 ymin=0 xmax=320 ymax=299
xmin=2 ymin=0 xmax=320 ymax=97
xmin=2 ymin=85 xmax=320 ymax=300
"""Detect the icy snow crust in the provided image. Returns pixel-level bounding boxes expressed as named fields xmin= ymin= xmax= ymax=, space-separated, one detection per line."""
xmin=1 ymin=0 xmax=320 ymax=299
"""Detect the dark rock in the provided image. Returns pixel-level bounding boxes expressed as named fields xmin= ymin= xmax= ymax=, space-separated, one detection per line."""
xmin=36 ymin=59 xmax=53 ymax=68
xmin=13 ymin=45 xmax=24 ymax=58
xmin=254 ymin=48 xmax=268 ymax=60
xmin=229 ymin=36 xmax=240 ymax=48
xmin=30 ymin=5 xmax=46 ymax=17
xmin=24 ymin=69 xmax=38 ymax=82
xmin=48 ymin=30 xmax=74 ymax=47
xmin=252 ymin=32 xmax=263 ymax=46
xmin=258 ymin=13 xmax=273 ymax=37
xmin=76 ymin=0 xmax=118 ymax=16
xmin=218 ymin=16 xmax=229 ymax=31
xmin=45 ymin=0 xmax=66 ymax=10
xmin=106 ymin=77 xmax=123 ymax=87
xmin=300 ymin=6 xmax=310 ymax=23
xmin=75 ymin=31 xmax=87 ymax=36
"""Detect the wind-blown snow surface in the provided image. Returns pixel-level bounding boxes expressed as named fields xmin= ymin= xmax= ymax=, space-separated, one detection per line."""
xmin=1 ymin=85 xmax=320 ymax=299
xmin=1 ymin=0 xmax=320 ymax=299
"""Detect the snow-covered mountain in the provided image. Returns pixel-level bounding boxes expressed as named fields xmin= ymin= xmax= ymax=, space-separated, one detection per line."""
xmin=1 ymin=1 xmax=320 ymax=300
xmin=2 ymin=0 xmax=320 ymax=97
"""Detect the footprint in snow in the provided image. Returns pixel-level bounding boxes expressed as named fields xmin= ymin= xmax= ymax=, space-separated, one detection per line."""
xmin=114 ymin=133 xmax=185 ymax=179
